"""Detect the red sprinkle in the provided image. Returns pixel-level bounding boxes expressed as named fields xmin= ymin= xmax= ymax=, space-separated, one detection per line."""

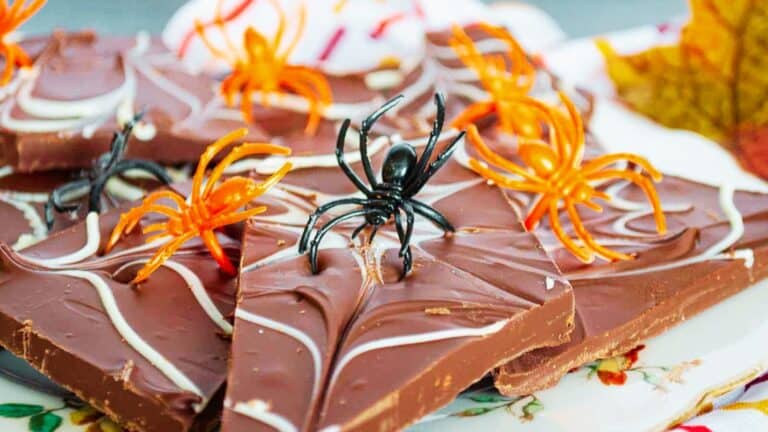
xmin=370 ymin=12 xmax=408 ymax=39
xmin=318 ymin=26 xmax=346 ymax=62
xmin=178 ymin=0 xmax=255 ymax=58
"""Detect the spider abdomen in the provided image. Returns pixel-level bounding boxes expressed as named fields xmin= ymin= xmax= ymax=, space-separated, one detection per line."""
xmin=382 ymin=143 xmax=417 ymax=184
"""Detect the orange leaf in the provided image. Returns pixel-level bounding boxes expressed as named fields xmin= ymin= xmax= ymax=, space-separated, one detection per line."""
xmin=598 ymin=0 xmax=768 ymax=179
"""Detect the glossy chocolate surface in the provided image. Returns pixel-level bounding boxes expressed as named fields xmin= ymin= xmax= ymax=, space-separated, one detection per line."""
xmin=222 ymin=131 xmax=574 ymax=431
xmin=0 ymin=189 xmax=238 ymax=432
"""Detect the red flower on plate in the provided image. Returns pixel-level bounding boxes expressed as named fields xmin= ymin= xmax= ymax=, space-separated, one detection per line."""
xmin=593 ymin=345 xmax=644 ymax=386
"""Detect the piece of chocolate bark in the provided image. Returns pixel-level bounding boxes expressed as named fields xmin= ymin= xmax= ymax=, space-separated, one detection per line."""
xmin=494 ymin=176 xmax=768 ymax=394
xmin=0 ymin=31 xmax=219 ymax=172
xmin=221 ymin=129 xmax=574 ymax=431
xmin=0 ymin=195 xmax=238 ymax=431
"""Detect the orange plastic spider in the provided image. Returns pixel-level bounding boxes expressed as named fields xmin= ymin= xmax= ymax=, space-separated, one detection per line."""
xmin=105 ymin=128 xmax=292 ymax=283
xmin=0 ymin=0 xmax=46 ymax=85
xmin=449 ymin=23 xmax=540 ymax=138
xmin=195 ymin=0 xmax=332 ymax=135
xmin=466 ymin=92 xmax=667 ymax=263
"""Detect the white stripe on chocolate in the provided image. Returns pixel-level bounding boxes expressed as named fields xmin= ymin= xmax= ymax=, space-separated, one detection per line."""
xmin=568 ymin=184 xmax=753 ymax=280
xmin=25 ymin=212 xmax=101 ymax=267
xmin=235 ymin=309 xmax=323 ymax=398
xmin=328 ymin=318 xmax=510 ymax=388
xmin=227 ymin=399 xmax=298 ymax=432
xmin=112 ymin=259 xmax=233 ymax=335
xmin=56 ymin=269 xmax=206 ymax=411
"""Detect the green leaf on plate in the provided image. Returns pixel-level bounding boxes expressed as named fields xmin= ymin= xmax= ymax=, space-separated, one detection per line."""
xmin=29 ymin=412 xmax=62 ymax=432
xmin=523 ymin=399 xmax=544 ymax=417
xmin=455 ymin=407 xmax=495 ymax=417
xmin=467 ymin=393 xmax=509 ymax=403
xmin=0 ymin=403 xmax=45 ymax=418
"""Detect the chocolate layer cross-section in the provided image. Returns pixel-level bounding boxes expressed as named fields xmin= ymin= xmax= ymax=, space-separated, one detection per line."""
xmin=494 ymin=176 xmax=768 ymax=394
xmin=222 ymin=133 xmax=574 ymax=432
xmin=0 ymin=190 xmax=239 ymax=432
xmin=0 ymin=31 xmax=218 ymax=172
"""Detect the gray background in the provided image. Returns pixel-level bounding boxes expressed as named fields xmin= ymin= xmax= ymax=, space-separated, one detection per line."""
xmin=25 ymin=0 xmax=687 ymax=38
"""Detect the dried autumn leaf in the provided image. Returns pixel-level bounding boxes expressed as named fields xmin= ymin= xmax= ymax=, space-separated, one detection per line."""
xmin=597 ymin=0 xmax=768 ymax=179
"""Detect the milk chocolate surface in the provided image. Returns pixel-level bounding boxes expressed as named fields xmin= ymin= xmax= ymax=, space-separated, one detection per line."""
xmin=494 ymin=176 xmax=768 ymax=394
xmin=0 ymin=189 xmax=239 ymax=432
xmin=222 ymin=130 xmax=574 ymax=432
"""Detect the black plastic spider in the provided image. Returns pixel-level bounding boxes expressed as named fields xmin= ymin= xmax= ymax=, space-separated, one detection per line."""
xmin=44 ymin=112 xmax=172 ymax=229
xmin=299 ymin=93 xmax=466 ymax=279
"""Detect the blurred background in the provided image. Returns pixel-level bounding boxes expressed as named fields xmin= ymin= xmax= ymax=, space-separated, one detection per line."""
xmin=26 ymin=0 xmax=687 ymax=38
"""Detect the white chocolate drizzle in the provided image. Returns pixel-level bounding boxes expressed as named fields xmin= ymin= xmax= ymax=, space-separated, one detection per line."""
xmin=226 ymin=399 xmax=298 ymax=432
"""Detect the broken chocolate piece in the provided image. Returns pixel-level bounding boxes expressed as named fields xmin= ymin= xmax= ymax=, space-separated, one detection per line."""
xmin=222 ymin=132 xmax=574 ymax=431
xmin=0 ymin=190 xmax=238 ymax=432
xmin=0 ymin=31 xmax=217 ymax=172
xmin=494 ymin=176 xmax=768 ymax=394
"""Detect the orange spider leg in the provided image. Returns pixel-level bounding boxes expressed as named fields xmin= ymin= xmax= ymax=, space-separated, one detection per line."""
xmin=194 ymin=21 xmax=235 ymax=63
xmin=451 ymin=101 xmax=497 ymax=130
xmin=199 ymin=229 xmax=236 ymax=275
xmin=588 ymin=169 xmax=667 ymax=234
xmin=565 ymin=199 xmax=631 ymax=261
xmin=0 ymin=44 xmax=13 ymax=85
xmin=133 ymin=231 xmax=197 ymax=283
xmin=142 ymin=222 xmax=169 ymax=234
xmin=240 ymin=82 xmax=256 ymax=123
xmin=11 ymin=0 xmax=46 ymax=24
xmin=581 ymin=153 xmax=663 ymax=181
xmin=191 ymin=128 xmax=248 ymax=214
xmin=468 ymin=159 xmax=549 ymax=194
xmin=524 ymin=193 xmax=554 ymax=230
xmin=220 ymin=71 xmax=249 ymax=107
xmin=208 ymin=205 xmax=268 ymax=228
xmin=466 ymin=125 xmax=542 ymax=182
xmin=280 ymin=76 xmax=327 ymax=135
xmin=556 ymin=92 xmax=586 ymax=167
xmin=207 ymin=162 xmax=292 ymax=217
xmin=203 ymin=143 xmax=291 ymax=198
xmin=105 ymin=203 xmax=182 ymax=253
xmin=275 ymin=0 xmax=306 ymax=62
xmin=547 ymin=198 xmax=593 ymax=262
xmin=285 ymin=66 xmax=333 ymax=105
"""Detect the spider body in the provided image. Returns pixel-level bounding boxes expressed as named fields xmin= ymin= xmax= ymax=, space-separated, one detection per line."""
xmin=44 ymin=112 xmax=172 ymax=230
xmin=299 ymin=93 xmax=465 ymax=279
xmin=105 ymin=128 xmax=292 ymax=283
xmin=467 ymin=91 xmax=666 ymax=263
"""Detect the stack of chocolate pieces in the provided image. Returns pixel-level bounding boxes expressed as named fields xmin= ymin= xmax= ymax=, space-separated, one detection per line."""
xmin=0 ymin=1 xmax=766 ymax=432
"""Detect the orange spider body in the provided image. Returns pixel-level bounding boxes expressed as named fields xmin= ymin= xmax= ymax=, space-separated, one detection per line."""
xmin=467 ymin=92 xmax=667 ymax=263
xmin=105 ymin=128 xmax=292 ymax=283
xmin=0 ymin=0 xmax=46 ymax=85
xmin=449 ymin=23 xmax=539 ymax=137
xmin=195 ymin=0 xmax=332 ymax=135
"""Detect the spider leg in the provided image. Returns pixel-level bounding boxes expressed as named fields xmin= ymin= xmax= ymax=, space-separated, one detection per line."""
xmin=90 ymin=159 xmax=173 ymax=213
xmin=200 ymin=229 xmax=237 ymax=275
xmin=299 ymin=198 xmax=368 ymax=254
xmin=587 ymin=169 xmax=666 ymax=234
xmin=404 ymin=130 xmax=466 ymax=196
xmin=466 ymin=124 xmax=542 ymax=182
xmin=565 ymin=200 xmax=631 ymax=261
xmin=307 ymin=208 xmax=370 ymax=274
xmin=399 ymin=201 xmax=415 ymax=257
xmin=336 ymin=118 xmax=372 ymax=195
xmin=450 ymin=101 xmax=496 ymax=130
xmin=351 ymin=221 xmax=369 ymax=240
xmin=112 ymin=159 xmax=173 ymax=184
xmin=133 ymin=231 xmax=197 ymax=284
xmin=359 ymin=95 xmax=405 ymax=187
xmin=409 ymin=93 xmax=445 ymax=183
xmin=44 ymin=178 xmax=91 ymax=230
xmin=408 ymin=199 xmax=455 ymax=232
xmin=548 ymin=199 xmax=593 ymax=263
xmin=393 ymin=207 xmax=413 ymax=280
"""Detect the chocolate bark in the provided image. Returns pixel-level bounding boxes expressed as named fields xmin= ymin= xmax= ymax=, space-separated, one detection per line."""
xmin=0 ymin=189 xmax=238 ymax=431
xmin=221 ymin=133 xmax=574 ymax=432
xmin=494 ymin=176 xmax=768 ymax=394
xmin=0 ymin=164 xmax=180 ymax=250
xmin=0 ymin=31 xmax=223 ymax=172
